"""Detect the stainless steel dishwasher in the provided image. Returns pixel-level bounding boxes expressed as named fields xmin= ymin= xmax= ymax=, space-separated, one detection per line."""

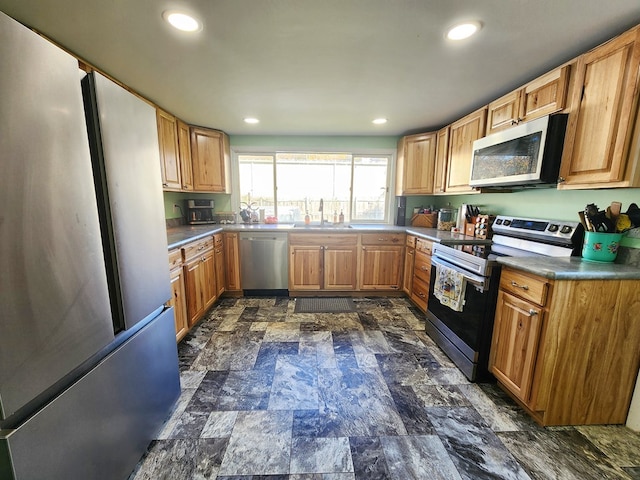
xmin=239 ymin=232 xmax=289 ymax=294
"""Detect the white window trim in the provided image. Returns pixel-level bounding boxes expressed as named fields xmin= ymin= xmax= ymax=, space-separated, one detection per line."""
xmin=231 ymin=146 xmax=398 ymax=224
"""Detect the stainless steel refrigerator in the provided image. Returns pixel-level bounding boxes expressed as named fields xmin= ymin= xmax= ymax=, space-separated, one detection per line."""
xmin=0 ymin=11 xmax=180 ymax=480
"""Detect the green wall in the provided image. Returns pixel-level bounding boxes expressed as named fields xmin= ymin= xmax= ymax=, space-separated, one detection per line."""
xmin=164 ymin=191 xmax=232 ymax=220
xmin=405 ymin=188 xmax=640 ymax=248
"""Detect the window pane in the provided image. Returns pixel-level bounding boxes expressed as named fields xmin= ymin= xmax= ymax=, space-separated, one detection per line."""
xmin=238 ymin=155 xmax=275 ymax=215
xmin=276 ymin=153 xmax=351 ymax=223
xmin=352 ymin=155 xmax=389 ymax=221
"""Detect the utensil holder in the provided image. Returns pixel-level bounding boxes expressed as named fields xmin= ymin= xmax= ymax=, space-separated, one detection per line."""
xmin=582 ymin=231 xmax=624 ymax=262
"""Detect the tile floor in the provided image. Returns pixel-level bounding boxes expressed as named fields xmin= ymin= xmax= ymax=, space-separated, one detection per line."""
xmin=129 ymin=297 xmax=640 ymax=479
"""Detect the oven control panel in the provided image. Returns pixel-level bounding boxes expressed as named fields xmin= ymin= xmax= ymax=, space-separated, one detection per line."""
xmin=492 ymin=215 xmax=580 ymax=243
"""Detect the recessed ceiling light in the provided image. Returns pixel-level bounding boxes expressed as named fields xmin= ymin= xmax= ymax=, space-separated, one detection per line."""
xmin=372 ymin=118 xmax=388 ymax=125
xmin=244 ymin=117 xmax=260 ymax=124
xmin=162 ymin=11 xmax=202 ymax=32
xmin=446 ymin=21 xmax=482 ymax=41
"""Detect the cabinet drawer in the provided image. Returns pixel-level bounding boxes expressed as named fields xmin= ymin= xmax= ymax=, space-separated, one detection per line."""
xmin=182 ymin=236 xmax=213 ymax=262
xmin=361 ymin=233 xmax=405 ymax=245
xmin=289 ymin=233 xmax=357 ymax=245
xmin=415 ymin=238 xmax=433 ymax=255
xmin=410 ymin=275 xmax=430 ymax=312
xmin=406 ymin=235 xmax=416 ymax=248
xmin=500 ymin=269 xmax=549 ymax=306
xmin=168 ymin=248 xmax=183 ymax=271
xmin=213 ymin=233 xmax=224 ymax=247
xmin=413 ymin=250 xmax=432 ymax=284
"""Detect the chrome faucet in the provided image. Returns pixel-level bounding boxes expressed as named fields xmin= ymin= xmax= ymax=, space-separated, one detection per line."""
xmin=319 ymin=198 xmax=324 ymax=226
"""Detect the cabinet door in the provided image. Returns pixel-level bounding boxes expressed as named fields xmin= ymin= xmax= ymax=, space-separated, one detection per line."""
xmin=184 ymin=255 xmax=207 ymax=326
xmin=433 ymin=127 xmax=449 ymax=193
xmin=202 ymin=251 xmax=217 ymax=310
xmin=490 ymin=290 xmax=543 ymax=403
xmin=289 ymin=245 xmax=323 ymax=290
xmin=486 ymin=90 xmax=523 ymax=135
xmin=324 ymin=246 xmax=357 ymax=290
xmin=402 ymin=246 xmax=415 ymax=295
xmin=177 ymin=119 xmax=193 ymax=191
xmin=399 ymin=132 xmax=437 ymax=194
xmin=157 ymin=109 xmax=181 ymax=190
xmin=359 ymin=246 xmax=403 ymax=290
xmin=446 ymin=107 xmax=487 ymax=193
xmin=190 ymin=127 xmax=230 ymax=192
xmin=223 ymin=232 xmax=241 ymax=291
xmin=214 ymin=243 xmax=225 ymax=298
xmin=520 ymin=65 xmax=570 ymax=123
xmin=560 ymin=27 xmax=640 ymax=187
xmin=169 ymin=267 xmax=189 ymax=341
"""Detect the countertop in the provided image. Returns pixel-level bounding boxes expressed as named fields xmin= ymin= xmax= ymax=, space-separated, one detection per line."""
xmin=497 ymin=256 xmax=640 ymax=280
xmin=166 ymin=223 xmax=640 ymax=280
xmin=166 ymin=223 xmax=490 ymax=250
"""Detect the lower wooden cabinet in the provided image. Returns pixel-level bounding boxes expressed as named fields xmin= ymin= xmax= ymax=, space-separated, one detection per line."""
xmin=184 ymin=248 xmax=216 ymax=327
xmin=402 ymin=235 xmax=416 ymax=295
xmin=490 ymin=289 xmax=543 ymax=402
xmin=489 ymin=267 xmax=640 ymax=425
xmin=168 ymin=249 xmax=188 ymax=342
xmin=409 ymin=238 xmax=432 ymax=312
xmin=289 ymin=234 xmax=358 ymax=291
xmin=213 ymin=233 xmax=225 ymax=298
xmin=358 ymin=233 xmax=404 ymax=290
xmin=223 ymin=232 xmax=241 ymax=292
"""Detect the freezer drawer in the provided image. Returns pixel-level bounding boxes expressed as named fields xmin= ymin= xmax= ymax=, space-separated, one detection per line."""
xmin=0 ymin=309 xmax=180 ymax=480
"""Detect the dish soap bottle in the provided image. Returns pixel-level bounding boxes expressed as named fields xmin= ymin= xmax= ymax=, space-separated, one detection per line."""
xmin=339 ymin=210 xmax=344 ymax=224
xmin=333 ymin=211 xmax=338 ymax=224
xmin=304 ymin=212 xmax=311 ymax=225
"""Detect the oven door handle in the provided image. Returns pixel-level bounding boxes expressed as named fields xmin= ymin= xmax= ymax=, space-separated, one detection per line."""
xmin=431 ymin=255 xmax=487 ymax=290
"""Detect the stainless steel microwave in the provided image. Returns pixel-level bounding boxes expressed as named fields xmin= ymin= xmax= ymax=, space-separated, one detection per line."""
xmin=469 ymin=114 xmax=568 ymax=188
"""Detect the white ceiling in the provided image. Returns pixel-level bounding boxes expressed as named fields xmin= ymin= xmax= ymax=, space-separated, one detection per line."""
xmin=2 ymin=1 xmax=640 ymax=136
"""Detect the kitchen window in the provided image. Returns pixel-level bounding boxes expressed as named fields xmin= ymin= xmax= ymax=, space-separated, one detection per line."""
xmin=238 ymin=152 xmax=391 ymax=223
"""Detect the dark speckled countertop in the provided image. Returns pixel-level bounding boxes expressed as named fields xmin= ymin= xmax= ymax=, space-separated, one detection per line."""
xmin=497 ymin=256 xmax=640 ymax=280
xmin=166 ymin=223 xmax=490 ymax=250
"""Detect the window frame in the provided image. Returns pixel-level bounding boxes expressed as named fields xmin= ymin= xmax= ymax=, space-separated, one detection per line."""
xmin=231 ymin=147 xmax=397 ymax=224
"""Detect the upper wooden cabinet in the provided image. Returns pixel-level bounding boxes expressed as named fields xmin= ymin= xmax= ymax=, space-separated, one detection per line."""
xmin=157 ymin=109 xmax=181 ymax=190
xmin=396 ymin=132 xmax=437 ymax=195
xmin=446 ymin=106 xmax=487 ymax=193
xmin=157 ymin=110 xmax=195 ymax=191
xmin=190 ymin=127 xmax=231 ymax=193
xmin=486 ymin=66 xmax=570 ymax=135
xmin=559 ymin=26 xmax=640 ymax=189
xmin=433 ymin=126 xmax=449 ymax=194
xmin=177 ymin=119 xmax=194 ymax=191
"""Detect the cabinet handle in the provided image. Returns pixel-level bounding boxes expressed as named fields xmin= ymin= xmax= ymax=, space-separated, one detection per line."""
xmin=198 ymin=245 xmax=205 ymax=251
xmin=162 ymin=182 xmax=169 ymax=187
xmin=558 ymin=176 xmax=566 ymax=183
xmin=418 ymin=292 xmax=426 ymax=298
xmin=378 ymin=238 xmax=386 ymax=242
xmin=421 ymin=265 xmax=428 ymax=271
xmin=513 ymin=305 xmax=538 ymax=317
xmin=511 ymin=281 xmax=529 ymax=291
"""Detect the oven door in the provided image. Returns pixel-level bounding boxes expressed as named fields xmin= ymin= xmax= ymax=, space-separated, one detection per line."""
xmin=426 ymin=255 xmax=500 ymax=381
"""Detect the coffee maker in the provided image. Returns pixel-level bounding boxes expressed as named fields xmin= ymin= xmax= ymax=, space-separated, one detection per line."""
xmin=187 ymin=199 xmax=215 ymax=224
